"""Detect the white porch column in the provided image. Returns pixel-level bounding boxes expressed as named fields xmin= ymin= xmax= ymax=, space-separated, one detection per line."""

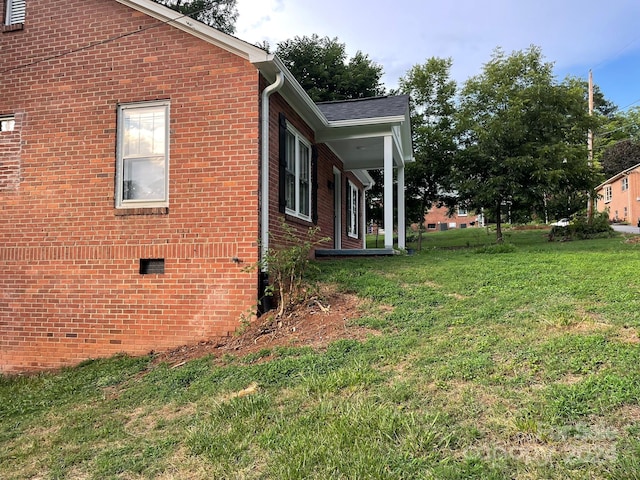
xmin=397 ymin=164 xmax=406 ymax=250
xmin=384 ymin=135 xmax=394 ymax=249
xmin=361 ymin=187 xmax=368 ymax=249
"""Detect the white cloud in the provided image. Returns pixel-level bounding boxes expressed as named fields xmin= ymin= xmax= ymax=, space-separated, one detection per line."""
xmin=235 ymin=0 xmax=640 ymax=107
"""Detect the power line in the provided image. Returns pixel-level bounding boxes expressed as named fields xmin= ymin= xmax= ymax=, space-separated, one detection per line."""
xmin=591 ymin=34 xmax=640 ymax=73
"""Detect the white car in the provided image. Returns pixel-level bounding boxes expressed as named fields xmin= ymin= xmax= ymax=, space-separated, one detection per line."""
xmin=550 ymin=218 xmax=570 ymax=227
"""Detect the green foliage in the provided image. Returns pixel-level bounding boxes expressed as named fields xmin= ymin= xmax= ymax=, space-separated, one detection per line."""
xmin=549 ymin=211 xmax=614 ymax=241
xmin=5 ymin=230 xmax=640 ymax=478
xmin=151 ymin=0 xmax=237 ymax=33
xmin=399 ymin=57 xmax=458 ymax=250
xmin=600 ymin=139 xmax=640 ymax=177
xmin=474 ymin=243 xmax=517 ymax=254
xmin=261 ymin=223 xmax=329 ymax=317
xmin=275 ymin=35 xmax=384 ymax=103
xmin=595 ymin=106 xmax=640 ymax=168
xmin=455 ymin=46 xmax=598 ymax=243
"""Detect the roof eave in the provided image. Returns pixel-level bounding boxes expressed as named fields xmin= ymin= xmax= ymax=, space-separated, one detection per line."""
xmin=115 ymin=0 xmax=271 ymax=63
xmin=595 ymin=162 xmax=640 ymax=190
xmin=253 ymin=56 xmax=329 ymax=131
xmin=326 ymin=115 xmax=406 ymax=128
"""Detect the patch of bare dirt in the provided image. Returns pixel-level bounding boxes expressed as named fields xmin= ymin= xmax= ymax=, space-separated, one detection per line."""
xmin=150 ymin=288 xmax=380 ymax=368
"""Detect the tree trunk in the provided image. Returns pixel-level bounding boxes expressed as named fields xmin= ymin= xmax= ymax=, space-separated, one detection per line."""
xmin=495 ymin=202 xmax=503 ymax=243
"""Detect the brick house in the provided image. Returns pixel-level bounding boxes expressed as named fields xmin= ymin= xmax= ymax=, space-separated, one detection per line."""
xmin=595 ymin=163 xmax=640 ymax=224
xmin=0 ymin=0 xmax=412 ymax=371
xmin=420 ymin=205 xmax=482 ymax=232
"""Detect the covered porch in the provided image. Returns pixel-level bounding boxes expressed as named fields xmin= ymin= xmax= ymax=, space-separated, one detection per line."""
xmin=314 ymin=95 xmax=414 ymax=255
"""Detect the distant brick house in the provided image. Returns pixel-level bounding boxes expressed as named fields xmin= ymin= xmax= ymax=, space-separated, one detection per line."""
xmin=0 ymin=0 xmax=413 ymax=372
xmin=595 ymin=163 xmax=640 ymax=224
xmin=419 ymin=205 xmax=482 ymax=232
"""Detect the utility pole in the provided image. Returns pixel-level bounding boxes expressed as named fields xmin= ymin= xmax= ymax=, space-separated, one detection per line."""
xmin=587 ymin=70 xmax=594 ymax=222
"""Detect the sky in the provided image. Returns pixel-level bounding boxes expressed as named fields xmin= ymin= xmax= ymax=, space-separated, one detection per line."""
xmin=235 ymin=0 xmax=640 ymax=112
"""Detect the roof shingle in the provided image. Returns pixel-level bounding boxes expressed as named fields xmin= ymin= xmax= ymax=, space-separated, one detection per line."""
xmin=317 ymin=95 xmax=410 ymax=122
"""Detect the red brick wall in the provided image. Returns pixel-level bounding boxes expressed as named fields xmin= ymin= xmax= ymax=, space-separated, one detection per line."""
xmin=0 ymin=0 xmax=261 ymax=372
xmin=265 ymin=88 xmax=364 ymax=251
xmin=420 ymin=206 xmax=479 ymax=231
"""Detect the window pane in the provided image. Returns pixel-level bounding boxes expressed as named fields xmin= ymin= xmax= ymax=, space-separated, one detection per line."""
xmin=285 ymin=131 xmax=296 ymax=172
xmin=123 ymin=157 xmax=165 ymax=200
xmin=299 ymin=144 xmax=309 ymax=182
xmin=123 ymin=108 xmax=166 ymax=157
xmin=299 ymin=178 xmax=309 ymax=216
xmin=286 ymin=172 xmax=296 ymax=209
xmin=299 ymin=143 xmax=310 ymax=216
xmin=285 ymin=132 xmax=296 ymax=209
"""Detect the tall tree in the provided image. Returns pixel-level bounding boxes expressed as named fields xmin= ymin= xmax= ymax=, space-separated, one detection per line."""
xmin=399 ymin=57 xmax=457 ymax=250
xmin=455 ymin=46 xmax=596 ymax=242
xmin=600 ymin=139 xmax=640 ymax=177
xmin=275 ymin=35 xmax=384 ymax=102
xmin=152 ymin=0 xmax=238 ymax=34
xmin=596 ymin=107 xmax=640 ymax=174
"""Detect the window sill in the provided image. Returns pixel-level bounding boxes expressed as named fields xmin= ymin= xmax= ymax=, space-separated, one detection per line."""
xmin=285 ymin=210 xmax=312 ymax=224
xmin=2 ymin=23 xmax=24 ymax=33
xmin=115 ymin=207 xmax=169 ymax=216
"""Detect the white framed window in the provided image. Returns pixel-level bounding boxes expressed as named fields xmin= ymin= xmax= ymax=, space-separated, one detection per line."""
xmin=0 ymin=116 xmax=15 ymax=132
xmin=347 ymin=180 xmax=359 ymax=238
xmin=284 ymin=125 xmax=311 ymax=220
xmin=5 ymin=0 xmax=25 ymax=25
xmin=604 ymin=185 xmax=612 ymax=203
xmin=457 ymin=207 xmax=468 ymax=216
xmin=622 ymin=177 xmax=629 ymax=191
xmin=116 ymin=101 xmax=169 ymax=208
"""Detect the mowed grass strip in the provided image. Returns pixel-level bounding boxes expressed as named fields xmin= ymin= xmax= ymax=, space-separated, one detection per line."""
xmin=2 ymin=227 xmax=640 ymax=479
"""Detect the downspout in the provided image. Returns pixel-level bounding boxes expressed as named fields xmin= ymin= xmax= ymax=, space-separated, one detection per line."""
xmin=260 ymin=71 xmax=285 ymax=267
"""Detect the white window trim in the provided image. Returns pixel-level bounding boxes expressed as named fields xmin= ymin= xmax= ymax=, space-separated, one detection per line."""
xmin=457 ymin=207 xmax=468 ymax=217
xmin=347 ymin=180 xmax=359 ymax=238
xmin=5 ymin=0 xmax=25 ymax=25
xmin=115 ymin=100 xmax=170 ymax=209
xmin=604 ymin=185 xmax=612 ymax=203
xmin=284 ymin=124 xmax=312 ymax=221
xmin=0 ymin=116 xmax=15 ymax=132
xmin=622 ymin=177 xmax=629 ymax=192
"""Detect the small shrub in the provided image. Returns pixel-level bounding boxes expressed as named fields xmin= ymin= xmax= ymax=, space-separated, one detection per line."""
xmin=548 ymin=211 xmax=614 ymax=241
xmin=259 ymin=222 xmax=329 ymax=317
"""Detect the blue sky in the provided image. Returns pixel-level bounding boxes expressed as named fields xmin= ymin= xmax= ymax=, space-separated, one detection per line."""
xmin=236 ymin=0 xmax=640 ymax=112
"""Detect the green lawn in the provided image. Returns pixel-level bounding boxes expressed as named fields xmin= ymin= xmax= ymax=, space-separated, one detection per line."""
xmin=3 ymin=228 xmax=640 ymax=479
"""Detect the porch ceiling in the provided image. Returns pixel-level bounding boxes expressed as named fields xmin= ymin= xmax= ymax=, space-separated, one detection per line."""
xmin=324 ymin=136 xmax=387 ymax=170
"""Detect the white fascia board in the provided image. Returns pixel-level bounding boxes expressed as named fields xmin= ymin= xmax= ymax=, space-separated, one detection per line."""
xmin=115 ymin=0 xmax=271 ymax=63
xmin=316 ymin=125 xmax=395 ymax=143
xmin=351 ymin=169 xmax=375 ymax=188
xmin=326 ymin=116 xmax=406 ymax=128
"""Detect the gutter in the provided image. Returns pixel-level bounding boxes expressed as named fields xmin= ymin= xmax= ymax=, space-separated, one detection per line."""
xmin=260 ymin=70 xmax=285 ymax=266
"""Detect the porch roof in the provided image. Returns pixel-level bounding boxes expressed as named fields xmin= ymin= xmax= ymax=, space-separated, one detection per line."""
xmin=117 ymin=0 xmax=413 ymax=174
xmin=316 ymin=96 xmax=413 ymax=172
